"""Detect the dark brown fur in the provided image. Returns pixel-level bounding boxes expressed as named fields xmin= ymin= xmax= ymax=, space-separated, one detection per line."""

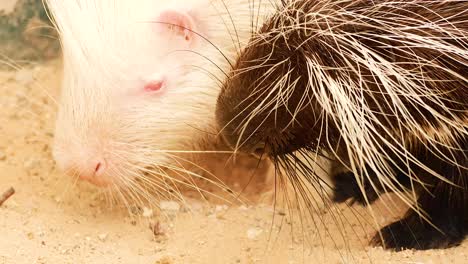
xmin=216 ymin=0 xmax=468 ymax=250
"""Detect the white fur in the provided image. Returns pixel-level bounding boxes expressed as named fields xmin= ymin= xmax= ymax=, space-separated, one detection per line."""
xmin=47 ymin=0 xmax=279 ymax=198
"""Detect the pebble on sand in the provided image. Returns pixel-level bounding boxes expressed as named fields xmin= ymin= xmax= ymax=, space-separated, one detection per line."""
xmin=24 ymin=157 xmax=40 ymax=170
xmin=142 ymin=207 xmax=154 ymax=218
xmin=159 ymin=201 xmax=180 ymax=212
xmin=98 ymin=233 xmax=108 ymax=242
xmin=215 ymin=205 xmax=228 ymax=212
xmin=246 ymin=228 xmax=263 ymax=240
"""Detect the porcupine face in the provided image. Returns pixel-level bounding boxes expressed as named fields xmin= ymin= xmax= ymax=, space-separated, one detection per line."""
xmin=216 ymin=36 xmax=322 ymax=158
xmin=50 ymin=0 xmax=247 ymax=187
xmin=49 ymin=0 xmax=281 ymax=192
xmin=50 ymin=1 xmax=215 ymax=187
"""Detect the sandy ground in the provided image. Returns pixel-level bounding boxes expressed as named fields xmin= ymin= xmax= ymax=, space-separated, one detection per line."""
xmin=0 ymin=61 xmax=467 ymax=264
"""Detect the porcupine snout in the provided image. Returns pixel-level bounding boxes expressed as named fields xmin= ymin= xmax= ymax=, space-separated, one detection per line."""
xmin=52 ymin=128 xmax=113 ymax=187
xmin=215 ymin=83 xmax=271 ymax=158
xmin=54 ymin=152 xmax=108 ymax=187
xmin=215 ymin=75 xmax=313 ymax=159
xmin=215 ymin=60 xmax=319 ymax=159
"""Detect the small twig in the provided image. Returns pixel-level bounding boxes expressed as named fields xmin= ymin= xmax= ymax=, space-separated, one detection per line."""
xmin=0 ymin=187 xmax=15 ymax=206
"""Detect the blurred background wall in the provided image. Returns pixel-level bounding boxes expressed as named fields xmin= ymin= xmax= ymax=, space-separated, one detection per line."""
xmin=0 ymin=0 xmax=59 ymax=69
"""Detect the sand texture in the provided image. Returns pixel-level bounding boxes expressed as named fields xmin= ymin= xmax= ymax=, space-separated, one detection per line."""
xmin=0 ymin=61 xmax=467 ymax=264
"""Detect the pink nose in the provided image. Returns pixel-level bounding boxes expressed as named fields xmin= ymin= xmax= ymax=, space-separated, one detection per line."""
xmin=77 ymin=159 xmax=109 ymax=187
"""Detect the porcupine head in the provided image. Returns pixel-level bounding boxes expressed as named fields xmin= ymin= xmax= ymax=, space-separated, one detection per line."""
xmin=49 ymin=0 xmax=243 ymax=187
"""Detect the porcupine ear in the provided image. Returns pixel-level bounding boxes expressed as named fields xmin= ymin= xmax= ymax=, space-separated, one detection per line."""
xmin=155 ymin=9 xmax=200 ymax=47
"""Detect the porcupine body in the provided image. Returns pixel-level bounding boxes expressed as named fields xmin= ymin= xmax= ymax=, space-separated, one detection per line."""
xmin=215 ymin=0 xmax=468 ymax=250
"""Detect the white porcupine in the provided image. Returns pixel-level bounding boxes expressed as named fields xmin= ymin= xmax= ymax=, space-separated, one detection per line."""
xmin=216 ymin=0 xmax=468 ymax=250
xmin=45 ymin=0 xmax=278 ymax=204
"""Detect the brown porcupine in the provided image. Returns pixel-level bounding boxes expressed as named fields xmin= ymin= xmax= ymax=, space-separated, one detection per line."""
xmin=215 ymin=0 xmax=468 ymax=250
